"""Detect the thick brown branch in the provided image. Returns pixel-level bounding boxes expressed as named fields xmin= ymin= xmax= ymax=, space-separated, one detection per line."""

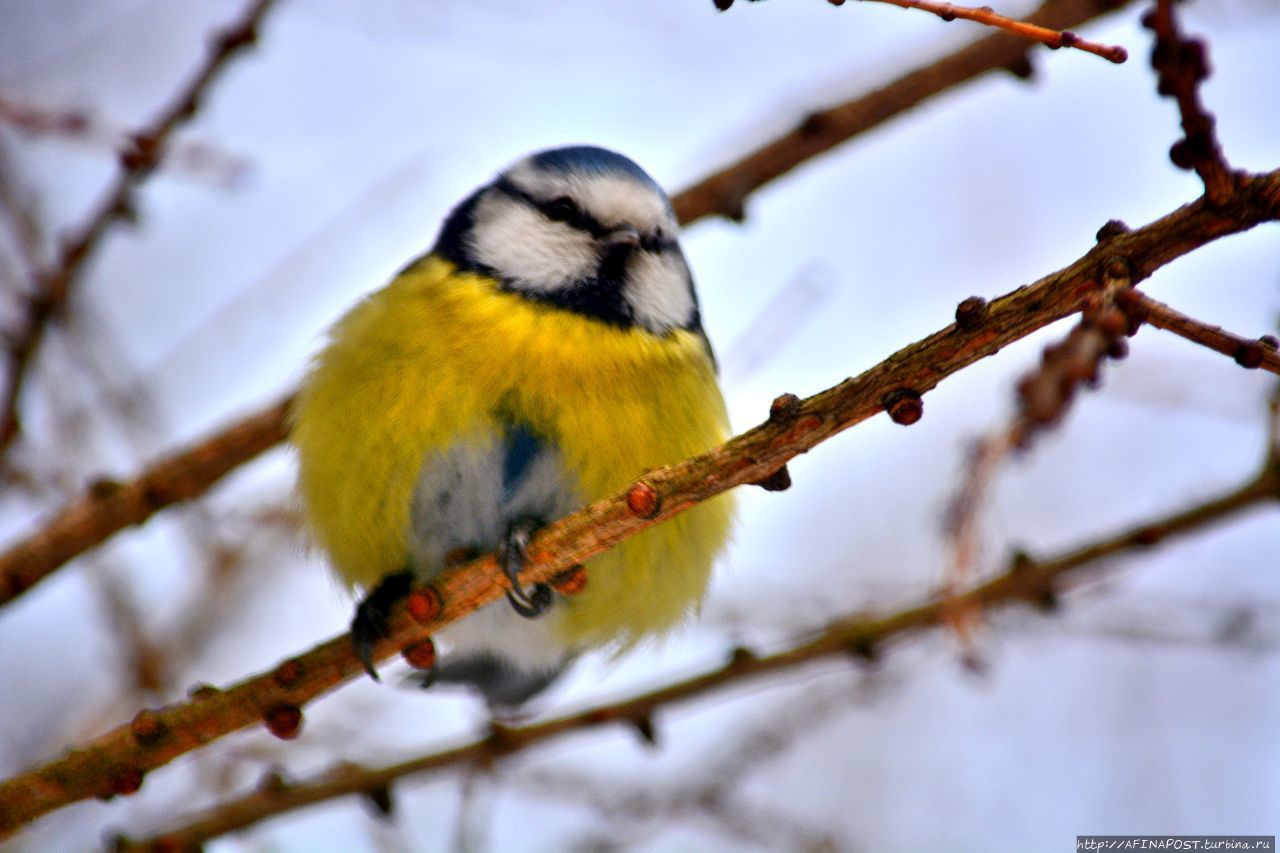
xmin=120 ymin=456 xmax=1280 ymax=850
xmin=0 ymin=396 xmax=292 ymax=605
xmin=1131 ymin=292 xmax=1280 ymax=375
xmin=0 ymin=0 xmax=1133 ymax=613
xmin=2 ymin=170 xmax=1276 ymax=836
xmin=675 ymin=0 xmax=1131 ymax=224
xmin=0 ymin=0 xmax=277 ymax=455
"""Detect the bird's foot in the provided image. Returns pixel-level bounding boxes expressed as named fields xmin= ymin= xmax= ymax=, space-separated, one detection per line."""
xmin=498 ymin=518 xmax=553 ymax=618
xmin=351 ymin=570 xmax=413 ymax=681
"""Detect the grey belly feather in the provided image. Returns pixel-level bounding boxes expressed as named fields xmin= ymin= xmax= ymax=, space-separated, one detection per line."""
xmin=408 ymin=420 xmax=581 ymax=707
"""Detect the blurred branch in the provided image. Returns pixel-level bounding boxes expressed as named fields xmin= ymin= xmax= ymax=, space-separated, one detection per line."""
xmin=678 ymin=0 xmax=1132 ymax=224
xmin=1142 ymin=0 xmax=1234 ymax=205
xmin=722 ymin=264 xmax=832 ymax=383
xmin=1131 ymin=292 xmax=1280 ymax=375
xmin=3 ymin=169 xmax=1278 ymax=834
xmin=1042 ymin=600 xmax=1279 ymax=653
xmin=509 ymin=684 xmax=857 ymax=851
xmin=0 ymin=0 xmax=277 ymax=456
xmin=0 ymin=140 xmax=45 ymax=280
xmin=0 ymin=91 xmax=250 ymax=188
xmin=941 ymin=0 xmax=1262 ymax=645
xmin=0 ymin=0 xmax=1133 ymax=610
xmin=117 ymin=447 xmax=1280 ymax=850
xmin=943 ymin=260 xmax=1137 ymax=646
xmin=859 ymin=0 xmax=1127 ymax=63
xmin=0 ymin=395 xmax=292 ymax=605
xmin=85 ymin=556 xmax=172 ymax=695
xmin=1270 ymin=385 xmax=1280 ymax=457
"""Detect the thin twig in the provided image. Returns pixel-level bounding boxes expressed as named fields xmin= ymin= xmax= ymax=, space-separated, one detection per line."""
xmin=0 ymin=0 xmax=277 ymax=455
xmin=2 ymin=170 xmax=1278 ymax=835
xmin=0 ymin=0 xmax=1135 ymax=613
xmin=940 ymin=427 xmax=1016 ymax=661
xmin=84 ymin=556 xmax=172 ymax=695
xmin=0 ymin=90 xmax=249 ymax=187
xmin=1142 ymin=0 xmax=1234 ymax=204
xmin=677 ymin=0 xmax=1132 ymax=223
xmin=1131 ymin=292 xmax=1280 ymax=376
xmin=0 ymin=141 xmax=45 ymax=281
xmin=859 ymin=0 xmax=1127 ymax=63
xmin=118 ymin=454 xmax=1280 ymax=850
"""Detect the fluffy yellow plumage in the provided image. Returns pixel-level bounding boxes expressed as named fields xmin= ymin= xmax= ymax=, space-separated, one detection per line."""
xmin=292 ymin=255 xmax=733 ymax=651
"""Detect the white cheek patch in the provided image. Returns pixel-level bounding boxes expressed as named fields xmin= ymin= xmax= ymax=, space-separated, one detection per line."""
xmin=625 ymin=249 xmax=696 ymax=333
xmin=468 ymin=193 xmax=597 ymax=292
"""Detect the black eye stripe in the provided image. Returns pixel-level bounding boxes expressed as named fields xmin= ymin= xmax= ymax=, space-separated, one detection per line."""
xmin=640 ymin=233 xmax=676 ymax=254
xmin=542 ymin=196 xmax=580 ymax=224
xmin=494 ymin=179 xmax=672 ymax=251
xmin=496 ymin=181 xmax=603 ymax=236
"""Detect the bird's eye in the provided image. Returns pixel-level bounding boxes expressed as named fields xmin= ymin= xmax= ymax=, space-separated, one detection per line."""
xmin=641 ymin=229 xmax=666 ymax=253
xmin=543 ymin=196 xmax=579 ymax=224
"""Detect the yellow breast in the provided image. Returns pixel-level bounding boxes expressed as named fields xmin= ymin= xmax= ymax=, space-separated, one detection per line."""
xmin=291 ymin=256 xmax=734 ymax=649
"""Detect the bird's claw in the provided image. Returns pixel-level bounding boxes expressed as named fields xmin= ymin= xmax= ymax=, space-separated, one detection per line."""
xmin=351 ymin=570 xmax=413 ymax=681
xmin=506 ymin=583 xmax=553 ymax=617
xmin=499 ymin=519 xmax=552 ymax=619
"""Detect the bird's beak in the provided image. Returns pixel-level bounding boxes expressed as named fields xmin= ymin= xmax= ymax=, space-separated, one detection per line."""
xmin=604 ymin=226 xmax=640 ymax=251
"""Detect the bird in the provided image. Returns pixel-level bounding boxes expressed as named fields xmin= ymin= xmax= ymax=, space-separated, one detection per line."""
xmin=291 ymin=145 xmax=734 ymax=708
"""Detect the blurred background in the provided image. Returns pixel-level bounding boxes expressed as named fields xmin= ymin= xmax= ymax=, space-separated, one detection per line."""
xmin=1 ymin=0 xmax=1278 ymax=850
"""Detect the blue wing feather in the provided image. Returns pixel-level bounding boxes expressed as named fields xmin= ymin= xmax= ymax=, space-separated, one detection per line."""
xmin=500 ymin=422 xmax=544 ymax=502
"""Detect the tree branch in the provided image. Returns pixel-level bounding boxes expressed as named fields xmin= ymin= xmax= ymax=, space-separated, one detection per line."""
xmin=858 ymin=0 xmax=1127 ymax=63
xmin=1142 ymin=0 xmax=1234 ymax=204
xmin=0 ymin=90 xmax=250 ymax=187
xmin=1130 ymin=292 xmax=1280 ymax=375
xmin=118 ymin=447 xmax=1280 ymax=850
xmin=0 ymin=0 xmax=1133 ymax=613
xmin=0 ymin=0 xmax=278 ymax=455
xmin=0 ymin=396 xmax=292 ymax=605
xmin=942 ymin=258 xmax=1137 ymax=648
xmin=676 ymin=0 xmax=1132 ymax=224
xmin=1 ymin=168 xmax=1277 ymax=836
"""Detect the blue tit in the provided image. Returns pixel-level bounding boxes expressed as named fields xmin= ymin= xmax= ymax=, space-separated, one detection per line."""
xmin=291 ymin=146 xmax=734 ymax=707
